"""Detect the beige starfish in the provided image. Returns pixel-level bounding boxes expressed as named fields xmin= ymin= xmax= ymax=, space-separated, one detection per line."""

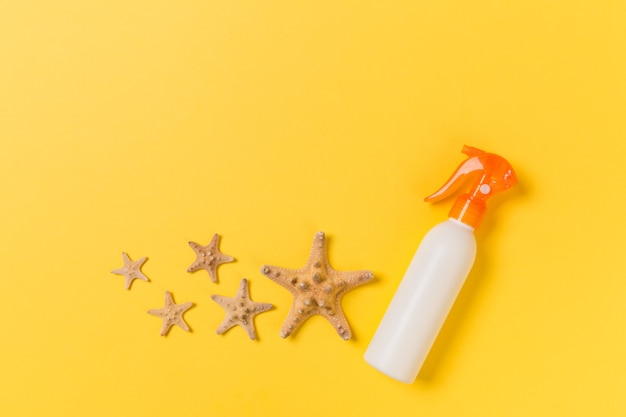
xmin=260 ymin=231 xmax=373 ymax=340
xmin=187 ymin=234 xmax=235 ymax=283
xmin=147 ymin=291 xmax=194 ymax=336
xmin=211 ymin=278 xmax=273 ymax=340
xmin=111 ymin=252 xmax=149 ymax=289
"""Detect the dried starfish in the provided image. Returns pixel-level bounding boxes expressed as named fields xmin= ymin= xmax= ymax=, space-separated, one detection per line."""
xmin=187 ymin=234 xmax=235 ymax=283
xmin=260 ymin=231 xmax=373 ymax=340
xmin=147 ymin=291 xmax=194 ymax=336
xmin=211 ymin=278 xmax=273 ymax=340
xmin=111 ymin=252 xmax=149 ymax=290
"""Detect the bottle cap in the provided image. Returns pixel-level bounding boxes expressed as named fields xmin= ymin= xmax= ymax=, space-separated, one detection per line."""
xmin=425 ymin=145 xmax=517 ymax=229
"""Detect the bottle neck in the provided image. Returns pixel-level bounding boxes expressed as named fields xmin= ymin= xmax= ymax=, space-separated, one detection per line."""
xmin=448 ymin=194 xmax=486 ymax=229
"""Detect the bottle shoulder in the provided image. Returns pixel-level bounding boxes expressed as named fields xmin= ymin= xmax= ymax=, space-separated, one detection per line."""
xmin=423 ymin=219 xmax=477 ymax=248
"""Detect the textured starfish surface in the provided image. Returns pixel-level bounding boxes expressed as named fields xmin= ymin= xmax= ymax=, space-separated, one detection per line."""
xmin=187 ymin=234 xmax=235 ymax=283
xmin=111 ymin=252 xmax=149 ymax=290
xmin=260 ymin=231 xmax=373 ymax=340
xmin=147 ymin=291 xmax=194 ymax=336
xmin=211 ymin=278 xmax=273 ymax=340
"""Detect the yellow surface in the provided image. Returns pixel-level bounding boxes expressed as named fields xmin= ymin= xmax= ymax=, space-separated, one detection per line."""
xmin=1 ymin=1 xmax=625 ymax=416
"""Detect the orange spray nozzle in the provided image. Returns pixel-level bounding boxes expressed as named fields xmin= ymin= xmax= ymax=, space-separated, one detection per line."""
xmin=424 ymin=145 xmax=517 ymax=229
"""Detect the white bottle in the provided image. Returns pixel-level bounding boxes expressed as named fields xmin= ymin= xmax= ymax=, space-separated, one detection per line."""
xmin=364 ymin=145 xmax=517 ymax=383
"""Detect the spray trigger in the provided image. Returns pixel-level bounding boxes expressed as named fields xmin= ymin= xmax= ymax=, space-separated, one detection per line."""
xmin=424 ymin=145 xmax=517 ymax=229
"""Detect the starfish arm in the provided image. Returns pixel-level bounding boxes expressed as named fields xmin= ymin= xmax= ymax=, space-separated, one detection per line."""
xmin=160 ymin=322 xmax=174 ymax=336
xmin=187 ymin=242 xmax=205 ymax=272
xmin=133 ymin=256 xmax=147 ymax=268
xmin=279 ymin=304 xmax=316 ymax=338
xmin=279 ymin=322 xmax=292 ymax=338
xmin=252 ymin=302 xmax=274 ymax=313
xmin=177 ymin=302 xmax=194 ymax=313
xmin=249 ymin=303 xmax=273 ymax=340
xmin=124 ymin=276 xmax=134 ymax=290
xmin=279 ymin=306 xmax=298 ymax=338
xmin=215 ymin=319 xmax=238 ymax=336
xmin=206 ymin=267 xmax=218 ymax=283
xmin=168 ymin=307 xmax=193 ymax=333
xmin=174 ymin=318 xmax=190 ymax=333
xmin=186 ymin=260 xmax=204 ymax=273
xmin=303 ymin=232 xmax=330 ymax=268
xmin=211 ymin=293 xmax=240 ymax=336
xmin=249 ymin=302 xmax=274 ymax=338
xmin=123 ymin=272 xmax=150 ymax=290
xmin=320 ymin=306 xmax=352 ymax=340
xmin=135 ymin=271 xmax=150 ymax=282
xmin=334 ymin=270 xmax=374 ymax=293
xmin=241 ymin=321 xmax=257 ymax=340
xmin=162 ymin=291 xmax=174 ymax=305
xmin=187 ymin=245 xmax=203 ymax=272
xmin=238 ymin=279 xmax=250 ymax=297
xmin=147 ymin=307 xmax=165 ymax=318
xmin=112 ymin=253 xmax=133 ymax=274
xmin=210 ymin=294 xmax=232 ymax=309
xmin=216 ymin=254 xmax=235 ymax=265
xmin=121 ymin=252 xmax=132 ymax=264
xmin=208 ymin=233 xmax=220 ymax=246
xmin=188 ymin=241 xmax=203 ymax=252
xmin=237 ymin=279 xmax=272 ymax=312
xmin=175 ymin=302 xmax=193 ymax=332
xmin=210 ymin=234 xmax=235 ymax=265
xmin=260 ymin=265 xmax=304 ymax=295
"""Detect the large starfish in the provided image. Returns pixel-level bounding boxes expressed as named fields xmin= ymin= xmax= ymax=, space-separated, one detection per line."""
xmin=260 ymin=231 xmax=373 ymax=340
xmin=211 ymin=278 xmax=273 ymax=340
xmin=111 ymin=252 xmax=149 ymax=290
xmin=187 ymin=234 xmax=235 ymax=283
xmin=147 ymin=291 xmax=194 ymax=336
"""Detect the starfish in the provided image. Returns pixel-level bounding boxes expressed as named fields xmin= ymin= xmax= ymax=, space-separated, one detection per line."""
xmin=260 ymin=231 xmax=373 ymax=340
xmin=111 ymin=252 xmax=149 ymax=289
xmin=147 ymin=291 xmax=194 ymax=336
xmin=187 ymin=234 xmax=235 ymax=283
xmin=211 ymin=278 xmax=273 ymax=340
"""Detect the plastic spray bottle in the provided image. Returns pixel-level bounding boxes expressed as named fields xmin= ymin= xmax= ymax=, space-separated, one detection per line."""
xmin=364 ymin=145 xmax=517 ymax=383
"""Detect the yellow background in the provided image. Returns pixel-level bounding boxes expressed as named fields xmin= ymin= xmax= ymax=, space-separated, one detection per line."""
xmin=1 ymin=1 xmax=625 ymax=416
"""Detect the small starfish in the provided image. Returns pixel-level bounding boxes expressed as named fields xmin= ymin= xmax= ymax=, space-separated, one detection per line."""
xmin=187 ymin=234 xmax=235 ymax=283
xmin=111 ymin=252 xmax=149 ymax=290
xmin=211 ymin=278 xmax=273 ymax=340
xmin=260 ymin=231 xmax=373 ymax=340
xmin=147 ymin=291 xmax=194 ymax=336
